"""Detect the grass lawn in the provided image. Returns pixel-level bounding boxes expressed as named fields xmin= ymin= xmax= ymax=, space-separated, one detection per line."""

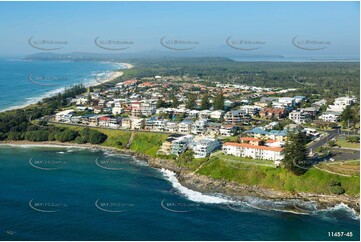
xmin=54 ymin=124 xmax=167 ymax=156
xmin=316 ymin=160 xmax=360 ymax=177
xmin=336 ymin=138 xmax=360 ymax=149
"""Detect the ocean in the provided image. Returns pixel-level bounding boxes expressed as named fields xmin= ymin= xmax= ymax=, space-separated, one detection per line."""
xmin=0 ymin=145 xmax=359 ymax=241
xmin=0 ymin=59 xmax=123 ymax=112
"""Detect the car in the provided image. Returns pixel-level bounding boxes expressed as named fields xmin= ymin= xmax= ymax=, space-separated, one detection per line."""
xmin=329 ymin=158 xmax=335 ymax=162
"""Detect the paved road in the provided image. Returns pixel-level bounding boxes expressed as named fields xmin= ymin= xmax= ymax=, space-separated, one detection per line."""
xmin=330 ymin=147 xmax=360 ymax=161
xmin=308 ymin=129 xmax=338 ymax=152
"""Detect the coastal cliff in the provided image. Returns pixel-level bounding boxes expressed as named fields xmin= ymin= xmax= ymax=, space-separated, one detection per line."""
xmin=1 ymin=141 xmax=359 ymax=213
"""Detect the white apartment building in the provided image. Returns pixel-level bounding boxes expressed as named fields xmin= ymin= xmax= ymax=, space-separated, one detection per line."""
xmin=319 ymin=112 xmax=341 ymax=123
xmin=222 ymin=142 xmax=284 ymax=161
xmin=288 ymin=110 xmax=310 ymax=124
xmin=191 ymin=138 xmax=220 ymax=158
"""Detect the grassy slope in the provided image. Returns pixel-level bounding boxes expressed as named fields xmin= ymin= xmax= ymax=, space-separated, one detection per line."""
xmin=54 ymin=124 xmax=360 ymax=196
xmin=197 ymin=157 xmax=360 ymax=196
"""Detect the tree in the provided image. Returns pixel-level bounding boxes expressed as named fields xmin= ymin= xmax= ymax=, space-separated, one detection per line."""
xmin=213 ymin=92 xmax=224 ymax=110
xmin=87 ymin=94 xmax=92 ymax=104
xmin=178 ymin=149 xmax=195 ymax=163
xmin=55 ymin=129 xmax=78 ymax=142
xmin=282 ymin=129 xmax=309 ymax=175
xmin=186 ymin=94 xmax=197 ymax=109
xmin=171 ymin=95 xmax=179 ymax=108
xmin=340 ymin=105 xmax=353 ymax=128
xmin=200 ymin=92 xmax=211 ymax=110
xmin=156 ymin=99 xmax=167 ymax=108
xmin=88 ymin=130 xmax=107 ymax=144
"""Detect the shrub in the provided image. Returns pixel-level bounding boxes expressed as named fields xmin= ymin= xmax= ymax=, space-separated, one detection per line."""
xmin=55 ymin=129 xmax=78 ymax=142
xmin=25 ymin=130 xmax=49 ymax=142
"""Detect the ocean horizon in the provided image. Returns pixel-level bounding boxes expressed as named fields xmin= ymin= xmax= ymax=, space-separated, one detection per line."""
xmin=0 ymin=58 xmax=124 ymax=112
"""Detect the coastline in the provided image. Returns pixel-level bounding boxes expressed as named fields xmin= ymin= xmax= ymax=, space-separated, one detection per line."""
xmin=0 ymin=61 xmax=133 ymax=113
xmin=1 ymin=140 xmax=359 ymax=214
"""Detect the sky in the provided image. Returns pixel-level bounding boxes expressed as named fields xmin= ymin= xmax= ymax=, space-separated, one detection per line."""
xmin=0 ymin=1 xmax=359 ymax=59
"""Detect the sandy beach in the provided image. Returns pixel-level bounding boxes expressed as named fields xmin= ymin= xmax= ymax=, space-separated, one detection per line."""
xmin=93 ymin=62 xmax=133 ymax=87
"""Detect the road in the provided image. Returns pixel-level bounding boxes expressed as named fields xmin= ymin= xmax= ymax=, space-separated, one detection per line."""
xmin=307 ymin=129 xmax=338 ymax=152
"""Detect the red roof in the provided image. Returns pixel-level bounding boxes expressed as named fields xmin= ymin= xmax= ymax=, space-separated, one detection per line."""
xmin=223 ymin=142 xmax=283 ymax=152
xmin=240 ymin=137 xmax=261 ymax=142
xmin=99 ymin=116 xmax=110 ymax=121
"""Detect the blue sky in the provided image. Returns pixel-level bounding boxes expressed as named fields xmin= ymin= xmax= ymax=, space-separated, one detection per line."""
xmin=0 ymin=1 xmax=359 ymax=58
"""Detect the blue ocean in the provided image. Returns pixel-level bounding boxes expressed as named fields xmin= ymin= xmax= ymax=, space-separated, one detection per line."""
xmin=0 ymin=145 xmax=359 ymax=241
xmin=0 ymin=59 xmax=121 ymax=112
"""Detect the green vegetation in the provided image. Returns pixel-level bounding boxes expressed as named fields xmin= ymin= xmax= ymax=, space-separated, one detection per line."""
xmin=195 ymin=156 xmax=359 ymax=196
xmin=282 ymin=130 xmax=309 ymax=175
xmin=130 ymin=132 xmax=168 ymax=157
xmin=336 ymin=137 xmax=360 ymax=149
xmin=213 ymin=92 xmax=225 ymax=110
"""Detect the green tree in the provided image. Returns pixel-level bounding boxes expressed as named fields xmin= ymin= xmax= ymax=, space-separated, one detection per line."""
xmin=340 ymin=105 xmax=353 ymax=128
xmin=178 ymin=149 xmax=195 ymax=163
xmin=55 ymin=129 xmax=78 ymax=142
xmin=186 ymin=94 xmax=197 ymax=109
xmin=156 ymin=99 xmax=166 ymax=108
xmin=200 ymin=92 xmax=211 ymax=110
xmin=171 ymin=95 xmax=179 ymax=108
xmin=213 ymin=92 xmax=224 ymax=110
xmin=282 ymin=129 xmax=309 ymax=175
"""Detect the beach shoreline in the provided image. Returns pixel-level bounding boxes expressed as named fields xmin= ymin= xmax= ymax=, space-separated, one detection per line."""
xmin=0 ymin=61 xmax=133 ymax=113
xmin=1 ymin=140 xmax=359 ymax=215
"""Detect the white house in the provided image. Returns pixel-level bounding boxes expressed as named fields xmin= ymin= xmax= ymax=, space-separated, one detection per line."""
xmin=55 ymin=109 xmax=75 ymax=122
xmin=319 ymin=112 xmax=341 ymax=123
xmin=210 ymin=110 xmax=225 ymax=120
xmin=288 ymin=110 xmax=311 ymax=124
xmin=112 ymin=107 xmax=124 ymax=115
xmin=178 ymin=120 xmax=193 ymax=133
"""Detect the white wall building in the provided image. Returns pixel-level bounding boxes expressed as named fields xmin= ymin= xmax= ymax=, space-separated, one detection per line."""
xmin=192 ymin=138 xmax=220 ymax=158
xmin=222 ymin=142 xmax=284 ymax=161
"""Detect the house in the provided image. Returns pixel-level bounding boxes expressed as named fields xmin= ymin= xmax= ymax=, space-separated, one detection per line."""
xmin=130 ymin=117 xmax=145 ymax=130
xmin=224 ymin=110 xmax=250 ymax=124
xmin=112 ymin=107 xmax=124 ymax=115
xmin=123 ymin=79 xmax=138 ymax=87
xmin=246 ymin=128 xmax=288 ymax=141
xmin=178 ymin=120 xmax=193 ymax=133
xmin=278 ymin=97 xmax=295 ymax=107
xmin=191 ymin=119 xmax=208 ymax=135
xmin=191 ymin=138 xmax=221 ymax=158
xmin=294 ymin=96 xmax=307 ymax=104
xmin=210 ymin=110 xmax=225 ymax=120
xmin=219 ymin=125 xmax=237 ymax=136
xmin=152 ymin=120 xmax=167 ymax=132
xmin=300 ymin=107 xmax=318 ymax=119
xmin=239 ymin=105 xmax=262 ymax=115
xmin=206 ymin=122 xmax=222 ymax=137
xmin=158 ymin=137 xmax=176 ymax=155
xmin=259 ymin=108 xmax=287 ymax=119
xmin=313 ymin=99 xmax=327 ymax=107
xmin=319 ymin=112 xmax=341 ymax=123
xmin=223 ymin=142 xmax=284 ymax=161
xmin=288 ymin=110 xmax=311 ymax=124
xmin=327 ymin=96 xmax=357 ymax=112
xmin=121 ymin=118 xmax=132 ymax=129
xmin=165 ymin=122 xmax=179 ymax=133
xmin=199 ymin=110 xmax=212 ymax=119
xmin=98 ymin=116 xmax=121 ymax=129
xmin=55 ymin=109 xmax=75 ymax=122
xmin=94 ymin=106 xmax=103 ymax=114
